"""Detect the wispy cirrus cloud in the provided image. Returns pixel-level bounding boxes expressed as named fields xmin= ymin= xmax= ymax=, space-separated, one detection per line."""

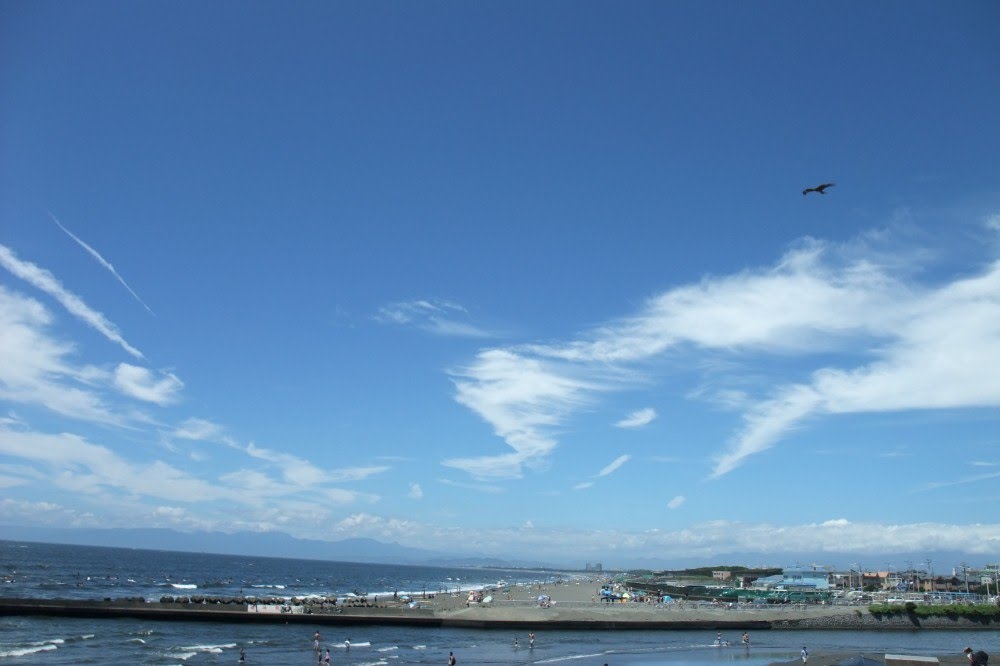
xmin=0 ymin=286 xmax=125 ymax=425
xmin=0 ymin=424 xmax=229 ymax=502
xmin=444 ymin=349 xmax=600 ymax=479
xmin=170 ymin=417 xmax=385 ymax=493
xmin=0 ymin=244 xmax=143 ymax=359
xmin=446 ymin=226 xmax=1000 ymax=482
xmin=615 ymin=408 xmax=657 ymax=428
xmin=172 ymin=418 xmax=230 ymax=443
xmin=327 ymin=465 xmax=390 ymax=483
xmin=113 ymin=363 xmax=183 ymax=405
xmin=598 ymin=454 xmax=631 ymax=477
xmin=377 ymin=299 xmax=491 ymax=338
xmin=48 ymin=212 xmax=155 ymax=315
xmin=436 ymin=477 xmax=505 ymax=493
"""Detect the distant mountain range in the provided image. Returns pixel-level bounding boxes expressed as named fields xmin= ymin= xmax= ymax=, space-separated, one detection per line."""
xmin=0 ymin=525 xmax=979 ymax=573
xmin=0 ymin=525 xmax=564 ymax=570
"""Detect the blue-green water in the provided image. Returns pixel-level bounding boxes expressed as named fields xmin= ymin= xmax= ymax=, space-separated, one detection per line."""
xmin=0 ymin=541 xmax=990 ymax=665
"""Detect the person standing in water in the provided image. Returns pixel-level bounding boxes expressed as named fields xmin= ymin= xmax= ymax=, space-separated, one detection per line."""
xmin=801 ymin=647 xmax=809 ymax=664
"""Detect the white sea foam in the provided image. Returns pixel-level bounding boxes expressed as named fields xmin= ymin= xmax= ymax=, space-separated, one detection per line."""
xmin=171 ymin=583 xmax=198 ymax=589
xmin=357 ymin=661 xmax=388 ymax=666
xmin=0 ymin=644 xmax=58 ymax=657
xmin=413 ymin=645 xmax=427 ymax=650
xmin=377 ymin=646 xmax=399 ymax=652
xmin=25 ymin=638 xmax=65 ymax=649
xmin=179 ymin=643 xmax=237 ymax=653
xmin=536 ymin=652 xmax=607 ymax=663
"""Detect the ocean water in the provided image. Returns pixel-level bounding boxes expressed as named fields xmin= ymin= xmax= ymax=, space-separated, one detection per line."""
xmin=0 ymin=540 xmax=549 ymax=602
xmin=0 ymin=541 xmax=989 ymax=665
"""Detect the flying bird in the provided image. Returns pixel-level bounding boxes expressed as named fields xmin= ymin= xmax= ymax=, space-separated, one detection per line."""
xmin=802 ymin=183 xmax=835 ymax=196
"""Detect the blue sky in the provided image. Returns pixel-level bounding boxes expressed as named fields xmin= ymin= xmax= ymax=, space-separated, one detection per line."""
xmin=1 ymin=0 xmax=998 ymax=567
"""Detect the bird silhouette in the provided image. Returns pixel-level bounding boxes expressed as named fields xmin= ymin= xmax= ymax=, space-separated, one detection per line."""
xmin=802 ymin=183 xmax=835 ymax=196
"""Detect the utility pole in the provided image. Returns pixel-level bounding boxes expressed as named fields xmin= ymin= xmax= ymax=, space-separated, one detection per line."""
xmin=961 ymin=563 xmax=970 ymax=594
xmin=925 ymin=559 xmax=933 ymax=593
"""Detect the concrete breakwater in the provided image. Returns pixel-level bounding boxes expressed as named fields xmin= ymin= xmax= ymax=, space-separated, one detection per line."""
xmin=0 ymin=597 xmax=995 ymax=631
xmin=772 ymin=611 xmax=997 ymax=631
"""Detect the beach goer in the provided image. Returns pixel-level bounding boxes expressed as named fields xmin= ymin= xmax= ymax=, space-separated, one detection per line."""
xmin=514 ymin=638 xmax=519 ymax=649
xmin=313 ymin=632 xmax=322 ymax=652
xmin=965 ymin=648 xmax=989 ymax=666
xmin=239 ymin=647 xmax=246 ymax=662
xmin=801 ymin=647 xmax=809 ymax=664
xmin=324 ymin=648 xmax=331 ymax=664
xmin=529 ymin=632 xmax=535 ymax=648
xmin=345 ymin=638 xmax=351 ymax=650
xmin=448 ymin=651 xmax=456 ymax=666
xmin=742 ymin=632 xmax=749 ymax=646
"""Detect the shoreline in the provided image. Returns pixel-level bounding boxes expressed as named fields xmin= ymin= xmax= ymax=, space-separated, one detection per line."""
xmin=770 ymin=654 xmax=970 ymax=666
xmin=1 ymin=594 xmax=995 ymax=631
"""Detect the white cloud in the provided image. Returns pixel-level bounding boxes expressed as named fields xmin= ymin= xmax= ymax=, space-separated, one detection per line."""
xmin=436 ymin=477 xmax=505 ymax=494
xmin=598 ymin=454 xmax=631 ymax=477
xmin=615 ymin=407 xmax=657 ymax=428
xmin=444 ymin=349 xmax=599 ymax=479
xmin=573 ymin=481 xmax=594 ymax=490
xmin=245 ymin=442 xmax=326 ymax=487
xmin=916 ymin=469 xmax=1000 ymax=491
xmin=300 ymin=514 xmax=1000 ymax=562
xmin=0 ymin=286 xmax=124 ymax=425
xmin=667 ymin=495 xmax=685 ymax=509
xmin=172 ymin=418 xmax=229 ymax=442
xmin=113 ymin=363 xmax=183 ymax=405
xmin=713 ymin=257 xmax=1000 ymax=477
xmin=408 ymin=483 xmax=424 ymax=500
xmin=0 ymin=243 xmax=143 ymax=358
xmin=327 ymin=465 xmax=390 ymax=483
xmin=333 ymin=512 xmax=423 ymax=538
xmin=448 ymin=233 xmax=1000 ymax=482
xmin=0 ymin=425 xmax=230 ymax=503
xmin=377 ymin=299 xmax=490 ymax=338
xmin=985 ymin=212 xmax=1000 ymax=233
xmin=0 ymin=473 xmax=28 ymax=489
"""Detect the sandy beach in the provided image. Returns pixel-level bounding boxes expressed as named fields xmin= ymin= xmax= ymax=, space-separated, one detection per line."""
xmin=410 ymin=578 xmax=874 ymax=624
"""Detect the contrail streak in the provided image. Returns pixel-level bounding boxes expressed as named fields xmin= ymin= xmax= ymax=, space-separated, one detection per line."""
xmin=48 ymin=212 xmax=155 ymax=315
